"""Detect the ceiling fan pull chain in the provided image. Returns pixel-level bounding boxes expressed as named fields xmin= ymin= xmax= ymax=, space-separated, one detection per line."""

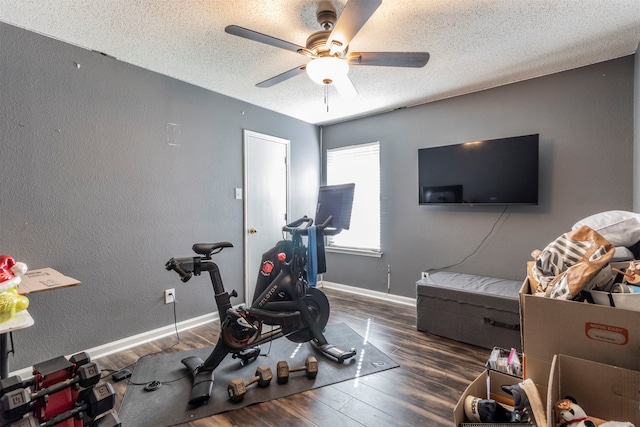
xmin=324 ymin=83 xmax=329 ymax=112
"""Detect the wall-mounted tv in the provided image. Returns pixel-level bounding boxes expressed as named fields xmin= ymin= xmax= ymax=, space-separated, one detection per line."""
xmin=418 ymin=134 xmax=539 ymax=205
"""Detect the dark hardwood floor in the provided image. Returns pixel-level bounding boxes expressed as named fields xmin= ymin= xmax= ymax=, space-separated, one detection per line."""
xmin=96 ymin=287 xmax=488 ymax=426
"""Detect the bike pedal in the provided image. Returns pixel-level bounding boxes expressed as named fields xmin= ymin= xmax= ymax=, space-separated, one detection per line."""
xmin=232 ymin=346 xmax=261 ymax=366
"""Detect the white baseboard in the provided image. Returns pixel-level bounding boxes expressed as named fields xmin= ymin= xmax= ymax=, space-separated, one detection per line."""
xmin=11 ymin=311 xmax=220 ymax=379
xmin=319 ymin=281 xmax=416 ymax=307
xmin=90 ymin=311 xmax=220 ymax=360
xmin=10 ymin=283 xmax=414 ymax=378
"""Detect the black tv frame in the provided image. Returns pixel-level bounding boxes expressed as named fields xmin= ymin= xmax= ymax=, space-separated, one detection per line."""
xmin=418 ymin=134 xmax=539 ymax=206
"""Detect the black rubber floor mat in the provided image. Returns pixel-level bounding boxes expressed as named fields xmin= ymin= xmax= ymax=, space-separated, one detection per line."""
xmin=119 ymin=323 xmax=399 ymax=427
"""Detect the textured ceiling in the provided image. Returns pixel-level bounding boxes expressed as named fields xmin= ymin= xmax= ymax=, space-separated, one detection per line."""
xmin=2 ymin=1 xmax=640 ymax=125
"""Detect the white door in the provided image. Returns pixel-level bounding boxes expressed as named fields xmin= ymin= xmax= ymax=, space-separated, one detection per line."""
xmin=244 ymin=130 xmax=289 ymax=305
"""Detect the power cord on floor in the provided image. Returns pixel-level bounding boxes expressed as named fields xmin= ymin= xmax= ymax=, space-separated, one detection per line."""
xmin=106 ymin=300 xmax=280 ymax=391
xmin=102 ymin=297 xmax=182 ymax=387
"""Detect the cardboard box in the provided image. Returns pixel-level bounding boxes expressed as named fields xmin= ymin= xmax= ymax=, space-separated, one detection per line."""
xmin=453 ymin=369 xmax=522 ymax=426
xmin=547 ymin=354 xmax=640 ymax=426
xmin=19 ymin=268 xmax=81 ymax=294
xmin=520 ymin=277 xmax=640 ymax=398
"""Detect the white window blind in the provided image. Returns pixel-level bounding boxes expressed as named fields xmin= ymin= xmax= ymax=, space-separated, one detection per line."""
xmin=326 ymin=142 xmax=380 ymax=253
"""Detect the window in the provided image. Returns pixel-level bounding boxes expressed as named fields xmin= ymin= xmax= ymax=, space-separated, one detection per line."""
xmin=326 ymin=141 xmax=381 ymax=255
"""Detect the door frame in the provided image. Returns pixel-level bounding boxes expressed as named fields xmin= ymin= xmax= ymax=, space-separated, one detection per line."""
xmin=243 ymin=129 xmax=290 ymax=304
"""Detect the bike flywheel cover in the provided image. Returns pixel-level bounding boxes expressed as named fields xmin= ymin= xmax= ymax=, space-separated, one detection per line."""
xmin=286 ymin=287 xmax=330 ymax=343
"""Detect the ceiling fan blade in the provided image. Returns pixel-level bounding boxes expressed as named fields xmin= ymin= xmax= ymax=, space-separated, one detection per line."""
xmin=327 ymin=0 xmax=382 ymax=54
xmin=347 ymin=52 xmax=430 ymax=68
xmin=332 ymin=75 xmax=358 ymax=98
xmin=225 ymin=25 xmax=305 ymax=54
xmin=256 ymin=65 xmax=307 ymax=88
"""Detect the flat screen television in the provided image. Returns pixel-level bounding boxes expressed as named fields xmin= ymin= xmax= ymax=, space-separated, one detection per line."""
xmin=418 ymin=134 xmax=539 ymax=205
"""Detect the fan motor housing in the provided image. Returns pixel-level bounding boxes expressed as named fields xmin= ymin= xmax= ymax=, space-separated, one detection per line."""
xmin=306 ymin=30 xmax=347 ymax=58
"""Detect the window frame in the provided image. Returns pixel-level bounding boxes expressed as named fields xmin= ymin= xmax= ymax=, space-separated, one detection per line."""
xmin=325 ymin=141 xmax=382 ymax=257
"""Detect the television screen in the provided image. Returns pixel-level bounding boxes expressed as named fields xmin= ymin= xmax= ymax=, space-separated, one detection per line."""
xmin=316 ymin=183 xmax=355 ymax=229
xmin=418 ymin=134 xmax=539 ymax=205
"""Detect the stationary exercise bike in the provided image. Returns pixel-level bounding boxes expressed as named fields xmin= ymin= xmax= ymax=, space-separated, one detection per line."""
xmin=165 ymin=184 xmax=357 ymax=406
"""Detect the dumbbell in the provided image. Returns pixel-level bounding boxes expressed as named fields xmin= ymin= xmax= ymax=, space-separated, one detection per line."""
xmin=276 ymin=356 xmax=318 ymax=384
xmin=0 ymin=362 xmax=101 ymax=422
xmin=0 ymin=375 xmax=28 ymax=397
xmin=5 ymin=382 xmax=117 ymax=427
xmin=68 ymin=351 xmax=91 ymax=368
xmin=227 ymin=365 xmax=272 ymax=402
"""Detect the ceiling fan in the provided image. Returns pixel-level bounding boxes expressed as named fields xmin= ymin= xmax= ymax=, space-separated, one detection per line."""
xmin=225 ymin=0 xmax=430 ymax=98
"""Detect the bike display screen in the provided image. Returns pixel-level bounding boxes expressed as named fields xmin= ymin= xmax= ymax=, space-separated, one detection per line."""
xmin=315 ymin=183 xmax=355 ymax=230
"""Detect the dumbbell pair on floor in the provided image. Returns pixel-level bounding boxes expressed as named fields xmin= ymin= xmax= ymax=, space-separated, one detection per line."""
xmin=227 ymin=356 xmax=318 ymax=402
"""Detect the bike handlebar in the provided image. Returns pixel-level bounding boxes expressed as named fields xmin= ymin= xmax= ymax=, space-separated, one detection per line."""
xmin=282 ymin=215 xmax=342 ymax=236
xmin=165 ymin=258 xmax=193 ymax=282
xmin=165 ymin=215 xmax=342 ymax=282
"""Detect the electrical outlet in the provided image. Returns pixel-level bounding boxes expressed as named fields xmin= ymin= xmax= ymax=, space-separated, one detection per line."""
xmin=164 ymin=288 xmax=175 ymax=304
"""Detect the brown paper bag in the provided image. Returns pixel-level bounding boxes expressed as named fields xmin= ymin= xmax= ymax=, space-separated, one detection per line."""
xmin=531 ymin=225 xmax=614 ymax=300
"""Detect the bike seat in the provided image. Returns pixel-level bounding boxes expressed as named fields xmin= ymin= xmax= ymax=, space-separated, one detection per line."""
xmin=192 ymin=242 xmax=233 ymax=256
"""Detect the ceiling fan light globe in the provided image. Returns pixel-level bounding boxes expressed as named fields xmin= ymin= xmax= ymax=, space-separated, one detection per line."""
xmin=306 ymin=57 xmax=349 ymax=85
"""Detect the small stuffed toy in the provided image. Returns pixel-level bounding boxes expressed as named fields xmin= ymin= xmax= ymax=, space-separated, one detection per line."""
xmin=556 ymin=397 xmax=635 ymax=427
xmin=0 ymin=255 xmax=29 ymax=323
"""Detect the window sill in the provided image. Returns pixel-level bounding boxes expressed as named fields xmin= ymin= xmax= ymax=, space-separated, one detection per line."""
xmin=326 ymin=247 xmax=383 ymax=258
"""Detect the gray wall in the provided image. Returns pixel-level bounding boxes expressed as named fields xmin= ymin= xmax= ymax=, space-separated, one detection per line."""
xmin=322 ymin=56 xmax=635 ymax=297
xmin=0 ymin=22 xmax=319 ymax=371
xmin=635 ymin=44 xmax=640 ymax=212
xmin=1 ymin=20 xmax=636 ymax=370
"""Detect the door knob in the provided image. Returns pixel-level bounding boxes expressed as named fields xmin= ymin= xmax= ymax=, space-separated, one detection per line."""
xmin=249 ymin=227 xmax=257 ymax=234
